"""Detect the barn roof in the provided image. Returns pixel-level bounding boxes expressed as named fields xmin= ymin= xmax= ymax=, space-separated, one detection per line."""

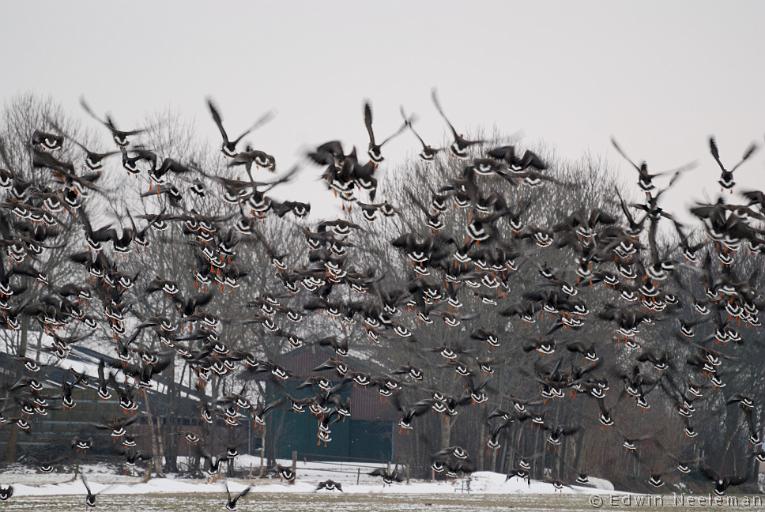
xmin=274 ymin=344 xmax=389 ymax=378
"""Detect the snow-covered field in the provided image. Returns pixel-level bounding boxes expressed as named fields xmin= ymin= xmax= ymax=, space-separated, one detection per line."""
xmin=2 ymin=456 xmax=612 ymax=497
xmin=2 ymin=460 xmax=763 ymax=511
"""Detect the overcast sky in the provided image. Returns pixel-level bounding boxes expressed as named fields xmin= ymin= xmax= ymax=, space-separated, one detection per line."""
xmin=1 ymin=0 xmax=764 ymax=219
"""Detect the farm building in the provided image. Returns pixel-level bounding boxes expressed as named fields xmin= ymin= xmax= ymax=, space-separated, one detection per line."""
xmin=261 ymin=345 xmax=402 ymax=463
xmin=0 ymin=343 xmax=254 ymax=465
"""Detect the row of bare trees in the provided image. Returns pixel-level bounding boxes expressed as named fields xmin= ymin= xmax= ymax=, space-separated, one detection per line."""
xmin=1 ymin=95 xmax=761 ymax=493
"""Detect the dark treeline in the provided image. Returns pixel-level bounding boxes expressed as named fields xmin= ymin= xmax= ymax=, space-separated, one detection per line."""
xmin=0 ymin=92 xmax=764 ymax=497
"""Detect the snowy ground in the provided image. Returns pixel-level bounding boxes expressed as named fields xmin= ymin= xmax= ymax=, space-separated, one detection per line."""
xmin=3 ymin=460 xmax=764 ymax=511
xmin=2 ymin=457 xmax=613 ymax=497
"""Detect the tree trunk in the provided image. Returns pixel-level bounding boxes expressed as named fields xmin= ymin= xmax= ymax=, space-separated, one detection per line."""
xmin=164 ymin=417 xmax=178 ymax=473
xmin=439 ymin=414 xmax=452 ymax=450
xmin=4 ymin=318 xmax=29 ymax=463
xmin=163 ymin=363 xmax=179 ymax=473
xmin=156 ymin=416 xmax=166 ymax=476
xmin=259 ymin=423 xmax=267 ymax=477
xmin=477 ymin=420 xmax=486 ymax=470
xmin=142 ymin=390 xmax=163 ymax=479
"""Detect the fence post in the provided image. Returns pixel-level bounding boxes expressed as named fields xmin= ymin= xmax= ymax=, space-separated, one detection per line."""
xmin=356 ymin=467 xmax=361 ymax=485
xmin=405 ymin=464 xmax=410 ymax=485
xmin=291 ymin=450 xmax=297 ymax=485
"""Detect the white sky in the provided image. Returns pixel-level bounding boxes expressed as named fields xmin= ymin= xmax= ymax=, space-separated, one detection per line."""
xmin=1 ymin=0 xmax=764 ymax=219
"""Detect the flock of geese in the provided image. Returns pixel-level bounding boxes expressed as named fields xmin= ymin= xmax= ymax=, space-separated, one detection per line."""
xmin=0 ymin=88 xmax=764 ymax=508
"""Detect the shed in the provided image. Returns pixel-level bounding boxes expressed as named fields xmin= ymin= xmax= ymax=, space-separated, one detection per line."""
xmin=263 ymin=344 xmax=399 ymax=462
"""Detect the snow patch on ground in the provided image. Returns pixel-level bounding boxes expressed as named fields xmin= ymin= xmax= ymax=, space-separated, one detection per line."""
xmin=2 ymin=460 xmax=615 ymax=497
